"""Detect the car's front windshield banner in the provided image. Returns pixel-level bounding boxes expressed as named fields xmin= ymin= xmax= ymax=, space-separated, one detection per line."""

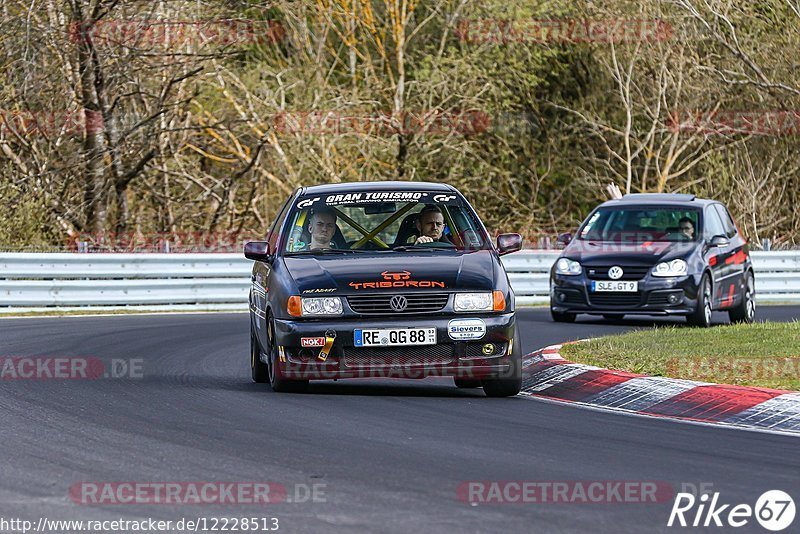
xmin=297 ymin=191 xmax=460 ymax=209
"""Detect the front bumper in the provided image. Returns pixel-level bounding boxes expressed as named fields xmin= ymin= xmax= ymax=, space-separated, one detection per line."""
xmin=271 ymin=313 xmax=516 ymax=380
xmin=550 ymin=273 xmax=703 ymax=316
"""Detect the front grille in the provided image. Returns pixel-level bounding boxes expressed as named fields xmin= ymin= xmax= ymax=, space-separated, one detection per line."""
xmin=464 ymin=342 xmax=507 ymax=359
xmin=588 ymin=293 xmax=642 ymax=307
xmin=586 ymin=266 xmax=650 ymax=281
xmin=347 ymin=293 xmax=449 ymax=315
xmin=343 ymin=345 xmax=455 ymax=367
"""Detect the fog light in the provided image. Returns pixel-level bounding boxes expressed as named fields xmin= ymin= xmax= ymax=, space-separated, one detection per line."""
xmin=667 ymin=294 xmax=680 ymax=304
xmin=482 ymin=344 xmax=495 ymax=355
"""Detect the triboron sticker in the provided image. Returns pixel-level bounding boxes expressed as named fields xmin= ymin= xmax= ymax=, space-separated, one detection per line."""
xmin=448 ymin=318 xmax=486 ymax=340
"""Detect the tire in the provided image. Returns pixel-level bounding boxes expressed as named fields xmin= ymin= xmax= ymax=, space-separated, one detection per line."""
xmin=687 ymin=274 xmax=713 ymax=328
xmin=482 ymin=327 xmax=522 ymax=398
xmin=603 ymin=314 xmax=624 ymax=321
xmin=550 ymin=309 xmax=576 ymax=323
xmin=453 ymin=378 xmax=482 ymax=389
xmin=250 ymin=322 xmax=269 ymax=383
xmin=266 ymin=314 xmax=308 ymax=393
xmin=729 ymin=271 xmax=756 ymax=324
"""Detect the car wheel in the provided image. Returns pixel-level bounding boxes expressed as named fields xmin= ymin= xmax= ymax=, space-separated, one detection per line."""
xmin=250 ymin=322 xmax=269 ymax=383
xmin=602 ymin=314 xmax=624 ymax=321
xmin=453 ymin=378 xmax=482 ymax=388
xmin=550 ymin=309 xmax=576 ymax=323
xmin=729 ymin=271 xmax=756 ymax=324
xmin=266 ymin=314 xmax=308 ymax=393
xmin=482 ymin=327 xmax=522 ymax=398
xmin=687 ymin=274 xmax=713 ymax=327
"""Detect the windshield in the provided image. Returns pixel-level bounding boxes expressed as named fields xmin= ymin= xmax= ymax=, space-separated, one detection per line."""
xmin=282 ymin=191 xmax=490 ymax=253
xmin=578 ymin=207 xmax=702 ymax=242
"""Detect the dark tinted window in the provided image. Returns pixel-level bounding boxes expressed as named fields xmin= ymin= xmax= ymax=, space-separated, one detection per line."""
xmin=714 ymin=204 xmax=737 ymax=238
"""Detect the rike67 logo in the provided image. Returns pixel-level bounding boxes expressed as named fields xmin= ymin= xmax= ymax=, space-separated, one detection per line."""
xmin=668 ymin=490 xmax=795 ymax=531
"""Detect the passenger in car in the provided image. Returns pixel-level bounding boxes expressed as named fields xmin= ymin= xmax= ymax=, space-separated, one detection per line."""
xmin=305 ymin=207 xmax=338 ymax=250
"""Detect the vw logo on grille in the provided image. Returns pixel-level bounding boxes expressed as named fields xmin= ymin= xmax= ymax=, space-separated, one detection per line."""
xmin=390 ymin=295 xmax=408 ymax=312
xmin=608 ymin=266 xmax=624 ymax=280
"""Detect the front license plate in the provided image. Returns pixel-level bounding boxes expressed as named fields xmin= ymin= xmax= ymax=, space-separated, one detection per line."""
xmin=354 ymin=327 xmax=437 ymax=347
xmin=591 ymin=281 xmax=639 ymax=292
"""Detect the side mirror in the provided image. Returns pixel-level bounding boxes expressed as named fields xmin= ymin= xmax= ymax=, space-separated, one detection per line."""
xmin=557 ymin=232 xmax=572 ymax=246
xmin=497 ymin=233 xmax=522 ymax=256
xmin=710 ymin=235 xmax=730 ymax=248
xmin=244 ymin=241 xmax=273 ymax=262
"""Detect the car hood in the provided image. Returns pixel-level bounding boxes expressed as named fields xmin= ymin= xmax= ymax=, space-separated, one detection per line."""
xmin=283 ymin=251 xmax=495 ymax=295
xmin=561 ymin=240 xmax=695 ymax=266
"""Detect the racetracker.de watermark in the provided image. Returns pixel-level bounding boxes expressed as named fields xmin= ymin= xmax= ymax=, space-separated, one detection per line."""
xmin=554 ymin=237 xmax=697 ymax=255
xmin=457 ymin=18 xmax=674 ymax=44
xmin=668 ymin=110 xmax=800 ymax=137
xmin=666 ymin=357 xmax=800 ymax=383
xmin=0 ymin=109 xmax=102 ymax=138
xmin=69 ymin=230 xmax=262 ymax=253
xmin=69 ymin=482 xmax=326 ymax=505
xmin=271 ymin=110 xmax=491 ymax=136
xmin=68 ymin=19 xmax=285 ymax=48
xmin=277 ymin=359 xmax=515 ymax=380
xmin=0 ymin=357 xmax=143 ymax=380
xmin=456 ymin=481 xmax=675 ymax=504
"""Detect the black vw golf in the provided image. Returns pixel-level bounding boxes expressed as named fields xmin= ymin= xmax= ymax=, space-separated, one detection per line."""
xmin=550 ymin=193 xmax=755 ymax=327
xmin=244 ymin=181 xmax=523 ymax=395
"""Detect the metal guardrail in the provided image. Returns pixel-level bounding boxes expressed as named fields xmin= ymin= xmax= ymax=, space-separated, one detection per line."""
xmin=0 ymin=251 xmax=798 ymax=312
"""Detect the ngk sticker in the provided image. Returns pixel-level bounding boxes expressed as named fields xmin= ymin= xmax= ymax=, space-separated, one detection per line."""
xmin=301 ymin=337 xmax=325 ymax=348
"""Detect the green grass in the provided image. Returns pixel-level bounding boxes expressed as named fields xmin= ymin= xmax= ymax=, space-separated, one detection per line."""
xmin=561 ymin=321 xmax=800 ymax=390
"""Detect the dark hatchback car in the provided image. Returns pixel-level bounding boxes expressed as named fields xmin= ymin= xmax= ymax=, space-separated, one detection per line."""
xmin=550 ymin=193 xmax=755 ymax=327
xmin=244 ymin=181 xmax=523 ymax=396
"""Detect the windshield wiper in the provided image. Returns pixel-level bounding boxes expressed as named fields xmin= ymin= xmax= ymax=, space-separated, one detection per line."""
xmin=391 ymin=245 xmax=448 ymax=252
xmin=288 ymin=249 xmax=370 ymax=255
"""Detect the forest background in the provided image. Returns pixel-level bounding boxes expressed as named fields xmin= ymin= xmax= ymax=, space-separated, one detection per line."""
xmin=1 ymin=0 xmax=798 ymax=251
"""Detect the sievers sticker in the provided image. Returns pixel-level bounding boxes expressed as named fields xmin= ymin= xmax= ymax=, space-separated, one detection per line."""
xmin=448 ymin=318 xmax=486 ymax=340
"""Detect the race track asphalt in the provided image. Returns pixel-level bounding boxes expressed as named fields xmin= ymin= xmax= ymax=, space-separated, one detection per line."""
xmin=1 ymin=307 xmax=799 ymax=533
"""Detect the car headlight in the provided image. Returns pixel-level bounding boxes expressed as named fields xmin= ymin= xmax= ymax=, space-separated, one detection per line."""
xmin=652 ymin=259 xmax=688 ymax=277
xmin=454 ymin=292 xmax=493 ymax=312
xmin=301 ymin=297 xmax=343 ymax=316
xmin=555 ymin=258 xmax=582 ymax=275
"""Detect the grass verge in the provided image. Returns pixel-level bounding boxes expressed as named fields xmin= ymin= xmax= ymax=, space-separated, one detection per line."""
xmin=560 ymin=321 xmax=800 ymax=390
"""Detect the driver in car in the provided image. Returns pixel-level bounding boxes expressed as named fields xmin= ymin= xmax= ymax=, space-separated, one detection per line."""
xmin=678 ymin=217 xmax=695 ymax=240
xmin=414 ymin=205 xmax=447 ymax=244
xmin=305 ymin=207 xmax=338 ymax=250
